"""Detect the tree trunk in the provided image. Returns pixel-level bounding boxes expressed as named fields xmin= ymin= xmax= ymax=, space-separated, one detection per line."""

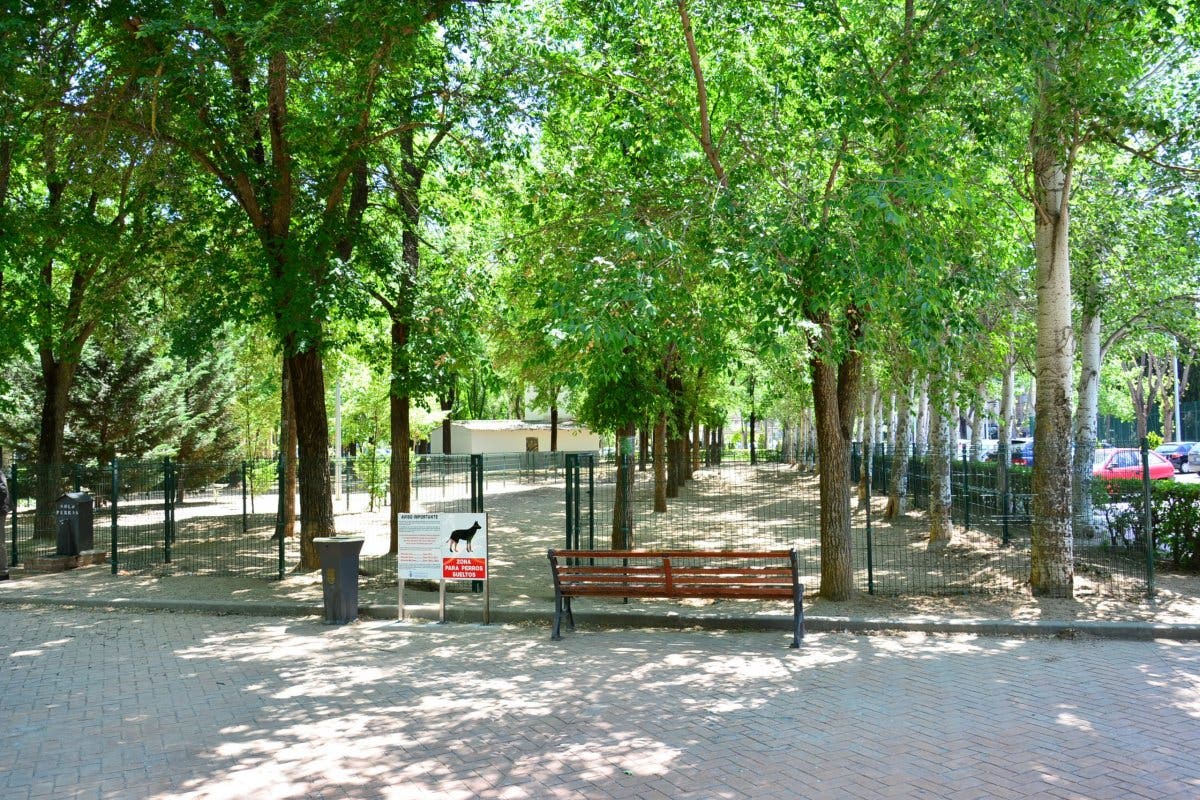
xmin=927 ymin=386 xmax=953 ymax=548
xmin=915 ymin=379 xmax=929 ymax=455
xmin=653 ymin=413 xmax=667 ymax=513
xmin=1071 ymin=303 xmax=1100 ymax=539
xmin=1029 ymin=139 xmax=1074 ymax=598
xmin=810 ymin=345 xmax=861 ymax=601
xmin=34 ymin=357 xmax=74 ymax=541
xmin=885 ymin=380 xmax=912 ymax=520
xmin=691 ymin=418 xmax=701 ymax=473
xmin=551 ymin=403 xmax=559 ymax=452
xmin=611 ymin=422 xmax=635 ymax=548
xmin=969 ymin=382 xmax=985 ymax=460
xmin=439 ymin=385 xmax=455 ymax=454
xmin=997 ymin=353 xmax=1015 ymax=495
xmin=281 ymin=359 xmax=297 ymax=539
xmin=858 ymin=379 xmax=876 ymax=504
xmin=388 ymin=315 xmax=412 ymax=553
xmin=287 ymin=346 xmax=336 ymax=570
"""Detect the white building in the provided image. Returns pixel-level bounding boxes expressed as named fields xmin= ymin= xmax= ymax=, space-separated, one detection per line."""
xmin=428 ymin=420 xmax=602 ymax=454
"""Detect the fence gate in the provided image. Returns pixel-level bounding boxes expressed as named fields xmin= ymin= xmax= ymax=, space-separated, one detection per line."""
xmin=564 ymin=453 xmax=595 ymax=553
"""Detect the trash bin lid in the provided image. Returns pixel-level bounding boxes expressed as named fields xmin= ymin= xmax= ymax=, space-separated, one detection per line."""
xmin=313 ymin=536 xmax=364 ymax=543
xmin=57 ymin=492 xmax=93 ymax=504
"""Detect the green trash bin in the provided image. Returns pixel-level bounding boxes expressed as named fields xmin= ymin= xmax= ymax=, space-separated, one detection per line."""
xmin=314 ymin=536 xmax=365 ymax=624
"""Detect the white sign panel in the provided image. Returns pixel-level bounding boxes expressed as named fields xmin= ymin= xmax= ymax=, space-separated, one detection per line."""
xmin=398 ymin=512 xmax=488 ymax=581
xmin=397 ymin=513 xmax=443 ymax=580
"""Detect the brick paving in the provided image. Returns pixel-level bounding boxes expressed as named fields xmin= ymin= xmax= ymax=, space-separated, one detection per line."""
xmin=2 ymin=607 xmax=1199 ymax=799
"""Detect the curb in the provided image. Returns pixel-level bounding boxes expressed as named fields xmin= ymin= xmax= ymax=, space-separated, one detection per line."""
xmin=3 ymin=593 xmax=1198 ymax=642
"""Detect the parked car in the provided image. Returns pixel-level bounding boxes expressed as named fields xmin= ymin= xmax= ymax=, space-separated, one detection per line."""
xmin=984 ymin=439 xmax=1033 ymax=466
xmin=1185 ymin=442 xmax=1200 ymax=474
xmin=1154 ymin=442 xmax=1196 ymax=473
xmin=1092 ymin=448 xmax=1175 ymax=481
xmin=1010 ymin=439 xmax=1034 ymax=466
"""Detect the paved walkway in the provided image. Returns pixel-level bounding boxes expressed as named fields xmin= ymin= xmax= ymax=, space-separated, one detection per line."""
xmin=2 ymin=605 xmax=1199 ymax=799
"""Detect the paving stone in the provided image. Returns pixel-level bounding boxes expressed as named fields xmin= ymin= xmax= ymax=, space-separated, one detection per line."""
xmin=2 ymin=607 xmax=1199 ymax=798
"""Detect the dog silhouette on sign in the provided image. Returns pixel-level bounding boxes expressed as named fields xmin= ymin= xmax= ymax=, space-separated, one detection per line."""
xmin=447 ymin=521 xmax=482 ymax=552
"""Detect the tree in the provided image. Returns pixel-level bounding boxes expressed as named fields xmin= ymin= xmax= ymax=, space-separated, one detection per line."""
xmin=1008 ymin=0 xmax=1197 ymax=596
xmin=96 ymin=1 xmax=477 ymax=567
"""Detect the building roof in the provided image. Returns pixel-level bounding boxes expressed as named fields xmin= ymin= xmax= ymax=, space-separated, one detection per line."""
xmin=453 ymin=419 xmax=589 ymax=432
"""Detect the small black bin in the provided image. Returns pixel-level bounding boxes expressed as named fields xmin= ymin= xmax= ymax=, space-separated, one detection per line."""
xmin=314 ymin=536 xmax=365 ymax=624
xmin=56 ymin=492 xmax=95 ymax=556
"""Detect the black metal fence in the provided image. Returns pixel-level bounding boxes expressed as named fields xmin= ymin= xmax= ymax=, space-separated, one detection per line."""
xmin=7 ymin=440 xmax=1192 ymax=598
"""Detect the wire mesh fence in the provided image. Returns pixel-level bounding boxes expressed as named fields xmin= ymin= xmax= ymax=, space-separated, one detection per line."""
xmin=6 ymin=438 xmax=1193 ymax=599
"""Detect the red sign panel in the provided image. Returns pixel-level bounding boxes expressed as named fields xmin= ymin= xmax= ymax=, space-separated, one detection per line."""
xmin=443 ymin=557 xmax=487 ymax=581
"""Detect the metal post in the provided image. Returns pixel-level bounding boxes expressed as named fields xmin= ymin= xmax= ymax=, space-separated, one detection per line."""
xmin=110 ymin=459 xmax=119 ymax=574
xmin=242 ymin=461 xmax=249 ymax=533
xmin=962 ymin=444 xmax=970 ymax=532
xmin=470 ymin=454 xmax=483 ymax=593
xmin=620 ymin=451 xmax=634 ymax=550
xmin=565 ymin=453 xmax=577 ymax=556
xmin=163 ymin=458 xmax=172 ymax=564
xmin=276 ymin=451 xmax=285 ymax=581
xmin=1001 ymin=456 xmax=1010 ymax=547
xmin=866 ymin=458 xmax=874 ymax=595
xmin=587 ymin=453 xmax=595 ymax=552
xmin=9 ymin=462 xmax=18 ymax=568
xmin=1141 ymin=437 xmax=1155 ymax=596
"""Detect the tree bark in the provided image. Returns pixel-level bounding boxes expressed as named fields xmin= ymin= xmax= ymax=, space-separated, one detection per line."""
xmin=551 ymin=403 xmax=559 ymax=452
xmin=997 ymin=352 xmax=1015 ymax=495
xmin=885 ymin=380 xmax=913 ymax=520
xmin=281 ymin=358 xmax=297 ymax=539
xmin=810 ymin=340 xmax=861 ymax=601
xmin=34 ymin=358 xmax=75 ymax=540
xmin=1029 ymin=133 xmax=1075 ymax=598
xmin=611 ymin=422 xmax=636 ymax=547
xmin=927 ymin=385 xmax=953 ymax=547
xmin=653 ymin=413 xmax=667 ymax=513
xmin=915 ymin=379 xmax=930 ymax=455
xmin=1071 ymin=303 xmax=1100 ymax=538
xmin=439 ymin=384 xmax=455 ymax=454
xmin=858 ymin=379 xmax=876 ymax=504
xmin=287 ymin=346 xmax=335 ymax=570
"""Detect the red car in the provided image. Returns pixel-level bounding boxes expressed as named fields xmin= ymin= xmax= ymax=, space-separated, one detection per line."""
xmin=1092 ymin=448 xmax=1175 ymax=481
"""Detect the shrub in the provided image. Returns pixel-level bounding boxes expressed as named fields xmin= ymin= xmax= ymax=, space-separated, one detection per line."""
xmin=1093 ymin=478 xmax=1200 ymax=569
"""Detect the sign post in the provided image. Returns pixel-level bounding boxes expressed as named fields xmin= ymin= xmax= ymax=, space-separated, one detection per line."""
xmin=397 ymin=512 xmax=489 ymax=624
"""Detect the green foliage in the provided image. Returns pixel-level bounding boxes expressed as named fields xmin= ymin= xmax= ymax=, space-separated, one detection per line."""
xmin=1095 ymin=478 xmax=1200 ymax=570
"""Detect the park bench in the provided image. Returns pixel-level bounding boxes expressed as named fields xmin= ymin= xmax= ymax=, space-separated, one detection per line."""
xmin=546 ymin=548 xmax=804 ymax=647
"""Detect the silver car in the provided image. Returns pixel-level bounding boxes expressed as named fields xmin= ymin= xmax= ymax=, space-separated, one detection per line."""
xmin=1186 ymin=442 xmax=1200 ymax=473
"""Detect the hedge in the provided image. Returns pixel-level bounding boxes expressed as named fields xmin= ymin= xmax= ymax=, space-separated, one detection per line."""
xmin=1094 ymin=478 xmax=1200 ymax=570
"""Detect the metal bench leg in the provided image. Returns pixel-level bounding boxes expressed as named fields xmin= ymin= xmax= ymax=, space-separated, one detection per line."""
xmin=566 ymin=596 xmax=575 ymax=631
xmin=552 ymin=590 xmax=564 ymax=641
xmin=791 ymin=581 xmax=804 ymax=648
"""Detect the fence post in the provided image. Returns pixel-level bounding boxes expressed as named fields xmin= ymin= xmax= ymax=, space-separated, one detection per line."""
xmin=110 ymin=459 xmax=119 ymax=574
xmin=1141 ymin=437 xmax=1155 ymax=597
xmin=620 ymin=449 xmax=634 ymax=550
xmin=587 ymin=453 xmax=595 ymax=551
xmin=1001 ymin=456 xmax=1010 ymax=547
xmin=163 ymin=458 xmax=172 ymax=564
xmin=866 ymin=457 xmax=874 ymax=595
xmin=9 ymin=462 xmax=18 ymax=568
xmin=275 ymin=451 xmax=285 ymax=580
xmin=242 ymin=461 xmax=248 ymax=533
xmin=565 ymin=453 xmax=578 ymax=553
xmin=470 ymin=454 xmax=484 ymax=593
xmin=962 ymin=444 xmax=970 ymax=532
